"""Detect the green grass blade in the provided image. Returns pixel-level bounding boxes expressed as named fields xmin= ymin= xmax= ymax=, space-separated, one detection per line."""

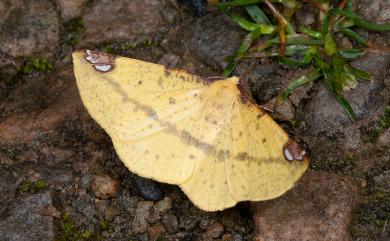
xmin=354 ymin=19 xmax=390 ymax=31
xmin=245 ymin=4 xmax=271 ymax=24
xmin=278 ymin=68 xmax=322 ymax=100
xmin=339 ymin=49 xmax=367 ymax=59
xmin=341 ymin=28 xmax=368 ymax=46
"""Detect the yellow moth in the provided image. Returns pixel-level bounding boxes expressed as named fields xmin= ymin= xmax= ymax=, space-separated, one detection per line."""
xmin=73 ymin=50 xmax=309 ymax=211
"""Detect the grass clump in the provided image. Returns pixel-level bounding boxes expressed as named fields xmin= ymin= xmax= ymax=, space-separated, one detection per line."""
xmin=22 ymin=58 xmax=53 ymax=75
xmin=64 ymin=17 xmax=84 ymax=46
xmin=311 ymin=155 xmax=357 ymax=173
xmin=213 ymin=0 xmax=390 ymax=121
xmin=361 ymin=105 xmax=390 ymax=143
xmin=58 ymin=213 xmax=98 ymax=241
xmin=19 ymin=179 xmax=47 ymax=193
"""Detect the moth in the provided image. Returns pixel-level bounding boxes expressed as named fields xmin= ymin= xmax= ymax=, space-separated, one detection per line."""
xmin=73 ymin=50 xmax=309 ymax=211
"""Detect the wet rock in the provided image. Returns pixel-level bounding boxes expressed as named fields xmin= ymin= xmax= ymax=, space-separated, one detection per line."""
xmin=134 ymin=176 xmax=164 ymax=201
xmin=80 ymin=0 xmax=169 ymax=46
xmin=0 ymin=67 xmax=84 ymax=143
xmin=0 ymin=192 xmax=56 ymax=241
xmin=0 ymin=0 xmax=59 ymax=78
xmin=252 ymin=171 xmax=360 ymax=241
xmin=302 ymin=52 xmax=389 ymax=137
xmin=162 ymin=213 xmax=179 ymax=234
xmin=183 ymin=13 xmax=242 ymax=70
xmin=57 ymin=0 xmax=88 ymax=21
xmin=206 ymin=222 xmax=224 ymax=238
xmin=132 ymin=201 xmax=154 ymax=233
xmin=148 ymin=222 xmax=166 ymax=241
xmin=92 ymin=174 xmax=119 ymax=199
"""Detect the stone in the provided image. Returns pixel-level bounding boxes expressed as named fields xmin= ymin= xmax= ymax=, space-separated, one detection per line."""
xmin=132 ymin=201 xmax=154 ymax=233
xmin=302 ymin=52 xmax=389 ymax=137
xmin=357 ymin=0 xmax=390 ymax=24
xmin=252 ymin=171 xmax=360 ymax=241
xmin=0 ymin=192 xmax=56 ymax=241
xmin=206 ymin=222 xmax=224 ymax=238
xmin=92 ymin=174 xmax=119 ymax=199
xmin=264 ymin=97 xmax=296 ymax=121
xmin=72 ymin=194 xmax=97 ymax=220
xmin=183 ymin=12 xmax=242 ymax=70
xmin=148 ymin=196 xmax=173 ymax=223
xmin=162 ymin=213 xmax=179 ymax=234
xmin=154 ymin=197 xmax=173 ymax=214
xmin=222 ymin=233 xmax=243 ymax=241
xmin=79 ymin=0 xmax=169 ymax=46
xmin=0 ymin=67 xmax=84 ymax=143
xmin=134 ymin=176 xmax=164 ymax=201
xmin=95 ymin=200 xmax=122 ymax=221
xmin=148 ymin=222 xmax=166 ymax=241
xmin=57 ymin=0 xmax=88 ymax=21
xmin=0 ymin=0 xmax=59 ymax=78
xmin=302 ymin=80 xmax=382 ymax=137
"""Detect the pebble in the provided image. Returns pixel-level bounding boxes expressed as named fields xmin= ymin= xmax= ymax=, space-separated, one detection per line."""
xmin=162 ymin=213 xmax=179 ymax=234
xmin=206 ymin=222 xmax=224 ymax=239
xmin=154 ymin=196 xmax=172 ymax=213
xmin=92 ymin=175 xmax=118 ymax=199
xmin=147 ymin=222 xmax=166 ymax=241
xmin=222 ymin=233 xmax=243 ymax=241
xmin=132 ymin=201 xmax=154 ymax=233
xmin=134 ymin=176 xmax=163 ymax=201
xmin=96 ymin=200 xmax=121 ymax=221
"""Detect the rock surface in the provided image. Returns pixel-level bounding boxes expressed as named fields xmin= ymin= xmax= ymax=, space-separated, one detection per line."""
xmin=0 ymin=192 xmax=56 ymax=241
xmin=0 ymin=0 xmax=59 ymax=79
xmin=79 ymin=0 xmax=170 ymax=46
xmin=0 ymin=67 xmax=83 ymax=142
xmin=57 ymin=0 xmax=88 ymax=21
xmin=183 ymin=13 xmax=242 ymax=70
xmin=252 ymin=171 xmax=361 ymax=241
